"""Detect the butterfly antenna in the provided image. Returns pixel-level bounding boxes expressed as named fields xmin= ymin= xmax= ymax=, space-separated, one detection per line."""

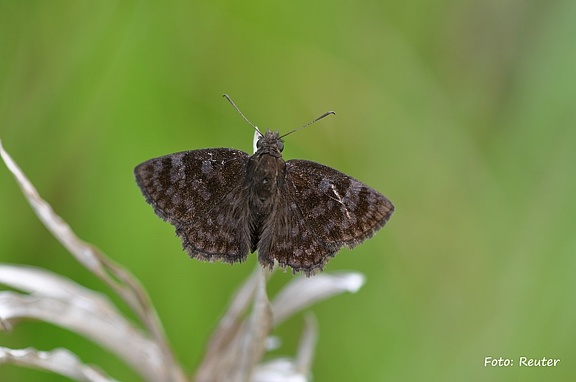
xmin=223 ymin=94 xmax=262 ymax=136
xmin=279 ymin=110 xmax=336 ymax=139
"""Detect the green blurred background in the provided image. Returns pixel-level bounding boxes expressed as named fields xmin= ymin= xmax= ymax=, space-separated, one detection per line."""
xmin=1 ymin=1 xmax=575 ymax=381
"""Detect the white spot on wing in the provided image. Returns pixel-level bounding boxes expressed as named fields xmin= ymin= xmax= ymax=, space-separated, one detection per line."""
xmin=330 ymin=184 xmax=351 ymax=219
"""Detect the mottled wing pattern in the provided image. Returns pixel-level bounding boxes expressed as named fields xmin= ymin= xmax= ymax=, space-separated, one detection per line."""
xmin=266 ymin=159 xmax=394 ymax=274
xmin=134 ymin=148 xmax=252 ymax=263
xmin=258 ymin=188 xmax=333 ymax=275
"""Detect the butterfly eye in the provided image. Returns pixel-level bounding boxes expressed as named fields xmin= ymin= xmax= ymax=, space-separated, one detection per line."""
xmin=277 ymin=141 xmax=284 ymax=152
xmin=256 ymin=138 xmax=263 ymax=149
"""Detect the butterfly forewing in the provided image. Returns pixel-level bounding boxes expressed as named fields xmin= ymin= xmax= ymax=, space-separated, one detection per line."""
xmin=134 ymin=148 xmax=252 ymax=262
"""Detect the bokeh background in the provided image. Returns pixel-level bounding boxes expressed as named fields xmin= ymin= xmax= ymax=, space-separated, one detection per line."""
xmin=1 ymin=1 xmax=576 ymax=381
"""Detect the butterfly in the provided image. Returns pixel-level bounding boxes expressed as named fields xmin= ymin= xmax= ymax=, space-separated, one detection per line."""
xmin=134 ymin=95 xmax=394 ymax=276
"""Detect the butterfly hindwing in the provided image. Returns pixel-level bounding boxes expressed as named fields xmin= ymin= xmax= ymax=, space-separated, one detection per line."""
xmin=257 ymin=188 xmax=333 ymax=275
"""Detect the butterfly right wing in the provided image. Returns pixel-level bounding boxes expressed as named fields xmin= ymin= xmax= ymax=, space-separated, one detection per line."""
xmin=134 ymin=148 xmax=252 ymax=264
xmin=258 ymin=159 xmax=394 ymax=275
xmin=285 ymin=159 xmax=394 ymax=248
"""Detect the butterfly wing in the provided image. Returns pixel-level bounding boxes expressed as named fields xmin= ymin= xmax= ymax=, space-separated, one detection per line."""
xmin=260 ymin=159 xmax=394 ymax=275
xmin=257 ymin=187 xmax=335 ymax=276
xmin=134 ymin=148 xmax=252 ymax=264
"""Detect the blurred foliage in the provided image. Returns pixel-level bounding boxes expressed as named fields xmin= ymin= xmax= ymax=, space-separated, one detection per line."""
xmin=1 ymin=1 xmax=576 ymax=381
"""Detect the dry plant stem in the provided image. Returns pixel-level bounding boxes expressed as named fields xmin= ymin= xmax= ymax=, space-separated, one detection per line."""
xmin=295 ymin=314 xmax=317 ymax=375
xmin=96 ymin=255 xmax=179 ymax=380
xmin=195 ymin=266 xmax=273 ymax=382
xmin=0 ymin=292 xmax=156 ymax=379
xmin=0 ymin=265 xmax=164 ymax=380
xmin=0 ymin=347 xmax=117 ymax=382
xmin=231 ymin=267 xmax=272 ymax=381
xmin=200 ymin=266 xmax=260 ymax=363
xmin=0 ymin=139 xmax=186 ymax=382
xmin=271 ymin=272 xmax=365 ymax=326
xmin=0 ymin=316 xmax=10 ymax=331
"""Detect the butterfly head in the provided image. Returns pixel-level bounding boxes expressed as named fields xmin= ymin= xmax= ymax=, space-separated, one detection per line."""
xmin=255 ymin=130 xmax=284 ymax=155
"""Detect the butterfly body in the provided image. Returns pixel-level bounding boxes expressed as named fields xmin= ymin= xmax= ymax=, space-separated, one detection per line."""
xmin=135 ymin=129 xmax=394 ymax=276
xmin=245 ymin=130 xmax=284 ymax=251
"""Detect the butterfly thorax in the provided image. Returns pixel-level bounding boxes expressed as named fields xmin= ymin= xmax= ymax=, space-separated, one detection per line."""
xmin=247 ymin=130 xmax=285 ymax=200
xmin=245 ymin=130 xmax=286 ymax=250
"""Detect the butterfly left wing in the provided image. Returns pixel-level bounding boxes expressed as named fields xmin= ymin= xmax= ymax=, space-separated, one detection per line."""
xmin=134 ymin=148 xmax=252 ymax=264
xmin=261 ymin=159 xmax=393 ymax=275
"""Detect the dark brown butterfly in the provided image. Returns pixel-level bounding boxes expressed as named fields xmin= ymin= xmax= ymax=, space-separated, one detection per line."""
xmin=134 ymin=96 xmax=394 ymax=276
